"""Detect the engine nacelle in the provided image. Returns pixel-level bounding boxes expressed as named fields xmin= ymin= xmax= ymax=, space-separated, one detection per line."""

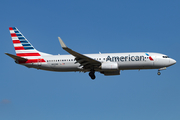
xmin=101 ymin=62 xmax=119 ymax=70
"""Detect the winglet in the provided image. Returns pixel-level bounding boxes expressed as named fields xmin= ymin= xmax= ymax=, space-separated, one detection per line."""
xmin=58 ymin=37 xmax=67 ymax=48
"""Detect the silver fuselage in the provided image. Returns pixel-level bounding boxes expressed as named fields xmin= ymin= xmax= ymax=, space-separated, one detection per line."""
xmin=22 ymin=52 xmax=176 ymax=72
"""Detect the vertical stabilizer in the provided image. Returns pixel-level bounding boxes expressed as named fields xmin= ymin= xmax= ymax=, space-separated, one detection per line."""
xmin=9 ymin=27 xmax=45 ymax=63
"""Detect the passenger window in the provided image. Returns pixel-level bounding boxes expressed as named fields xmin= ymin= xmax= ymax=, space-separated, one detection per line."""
xmin=163 ymin=56 xmax=169 ymax=58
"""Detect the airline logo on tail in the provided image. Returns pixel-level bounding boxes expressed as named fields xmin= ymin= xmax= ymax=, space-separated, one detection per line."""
xmin=9 ymin=27 xmax=35 ymax=51
xmin=9 ymin=27 xmax=45 ymax=64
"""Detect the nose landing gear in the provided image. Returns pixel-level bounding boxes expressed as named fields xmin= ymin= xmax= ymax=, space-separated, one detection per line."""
xmin=157 ymin=71 xmax=161 ymax=75
xmin=89 ymin=70 xmax=96 ymax=80
xmin=157 ymin=67 xmax=166 ymax=76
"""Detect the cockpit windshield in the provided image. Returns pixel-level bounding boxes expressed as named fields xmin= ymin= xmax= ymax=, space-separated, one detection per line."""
xmin=163 ymin=56 xmax=169 ymax=58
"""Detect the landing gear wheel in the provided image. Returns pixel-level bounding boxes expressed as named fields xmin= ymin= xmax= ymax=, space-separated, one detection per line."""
xmin=91 ymin=74 xmax=96 ymax=80
xmin=89 ymin=71 xmax=96 ymax=80
xmin=157 ymin=71 xmax=161 ymax=75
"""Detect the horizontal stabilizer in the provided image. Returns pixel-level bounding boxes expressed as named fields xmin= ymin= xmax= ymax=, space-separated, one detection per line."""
xmin=5 ymin=53 xmax=27 ymax=61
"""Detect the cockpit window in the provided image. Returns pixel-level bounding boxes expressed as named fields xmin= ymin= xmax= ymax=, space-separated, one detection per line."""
xmin=163 ymin=56 xmax=169 ymax=58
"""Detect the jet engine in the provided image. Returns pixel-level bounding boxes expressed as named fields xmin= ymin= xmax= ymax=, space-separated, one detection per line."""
xmin=101 ymin=62 xmax=119 ymax=70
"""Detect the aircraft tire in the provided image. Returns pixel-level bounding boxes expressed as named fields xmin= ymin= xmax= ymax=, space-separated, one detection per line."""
xmin=157 ymin=72 xmax=161 ymax=75
xmin=89 ymin=71 xmax=96 ymax=80
xmin=91 ymin=75 xmax=96 ymax=80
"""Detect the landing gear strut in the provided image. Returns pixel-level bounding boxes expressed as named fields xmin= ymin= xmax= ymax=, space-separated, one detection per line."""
xmin=89 ymin=70 xmax=96 ymax=80
xmin=157 ymin=67 xmax=166 ymax=76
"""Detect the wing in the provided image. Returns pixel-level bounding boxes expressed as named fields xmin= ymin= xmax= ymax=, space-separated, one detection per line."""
xmin=58 ymin=37 xmax=101 ymax=69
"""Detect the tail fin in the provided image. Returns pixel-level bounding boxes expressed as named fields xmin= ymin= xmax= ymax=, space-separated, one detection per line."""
xmin=9 ymin=27 xmax=39 ymax=56
xmin=9 ymin=27 xmax=46 ymax=63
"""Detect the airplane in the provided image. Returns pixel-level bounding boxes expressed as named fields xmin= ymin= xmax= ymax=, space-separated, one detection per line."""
xmin=5 ymin=27 xmax=176 ymax=80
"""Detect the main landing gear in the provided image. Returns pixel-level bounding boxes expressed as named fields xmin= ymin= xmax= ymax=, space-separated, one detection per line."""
xmin=89 ymin=70 xmax=96 ymax=80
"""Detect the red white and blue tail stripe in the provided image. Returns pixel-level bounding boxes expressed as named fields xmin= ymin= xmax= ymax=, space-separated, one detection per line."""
xmin=9 ymin=27 xmax=46 ymax=64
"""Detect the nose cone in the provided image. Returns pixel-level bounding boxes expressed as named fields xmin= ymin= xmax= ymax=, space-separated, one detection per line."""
xmin=169 ymin=59 xmax=176 ymax=66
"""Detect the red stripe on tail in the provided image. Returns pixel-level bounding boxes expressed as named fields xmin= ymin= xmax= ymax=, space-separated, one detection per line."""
xmin=15 ymin=46 xmax=25 ymax=50
xmin=13 ymin=40 xmax=21 ymax=44
xmin=16 ymin=53 xmax=41 ymax=57
xmin=11 ymin=33 xmax=17 ymax=37
xmin=9 ymin=27 xmax=13 ymax=30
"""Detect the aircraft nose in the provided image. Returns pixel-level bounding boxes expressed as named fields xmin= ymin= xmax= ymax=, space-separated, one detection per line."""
xmin=169 ymin=58 xmax=176 ymax=65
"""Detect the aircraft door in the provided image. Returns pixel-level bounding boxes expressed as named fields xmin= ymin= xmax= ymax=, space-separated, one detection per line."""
xmin=153 ymin=56 xmax=160 ymax=66
xmin=37 ymin=59 xmax=42 ymax=68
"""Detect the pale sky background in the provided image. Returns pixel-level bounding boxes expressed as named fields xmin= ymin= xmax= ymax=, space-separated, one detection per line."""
xmin=1 ymin=0 xmax=180 ymax=120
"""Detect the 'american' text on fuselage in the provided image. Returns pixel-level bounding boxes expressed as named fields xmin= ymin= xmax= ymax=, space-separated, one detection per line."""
xmin=106 ymin=55 xmax=145 ymax=62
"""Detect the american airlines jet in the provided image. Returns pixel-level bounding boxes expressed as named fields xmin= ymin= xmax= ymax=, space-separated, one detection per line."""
xmin=6 ymin=27 xmax=176 ymax=79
